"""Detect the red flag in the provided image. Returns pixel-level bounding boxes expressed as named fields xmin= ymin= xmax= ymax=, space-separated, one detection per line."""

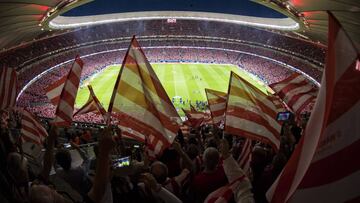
xmin=267 ymin=94 xmax=287 ymax=113
xmin=270 ymin=73 xmax=318 ymax=115
xmin=205 ymin=175 xmax=247 ymax=203
xmin=225 ymin=72 xmax=281 ymax=150
xmin=267 ymin=13 xmax=360 ymax=202
xmin=237 ymin=139 xmax=252 ymax=174
xmin=46 ymin=56 xmax=84 ymax=127
xmin=74 ymin=85 xmax=107 ymax=121
xmin=111 ymin=112 xmax=146 ymax=143
xmin=108 ymin=36 xmax=181 ymax=157
xmin=20 ymin=109 xmax=48 ymax=145
xmin=0 ymin=67 xmax=17 ymax=110
xmin=182 ymin=108 xmax=205 ymax=128
xmin=119 ymin=123 xmax=146 ymax=143
xmin=205 ymin=88 xmax=227 ymax=127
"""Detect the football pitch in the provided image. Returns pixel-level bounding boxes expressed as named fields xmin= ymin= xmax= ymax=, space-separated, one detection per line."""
xmin=75 ymin=63 xmax=269 ymax=115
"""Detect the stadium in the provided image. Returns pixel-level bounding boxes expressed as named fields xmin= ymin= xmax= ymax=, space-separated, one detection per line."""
xmin=0 ymin=1 xmax=359 ymax=203
xmin=14 ymin=18 xmax=324 ymax=121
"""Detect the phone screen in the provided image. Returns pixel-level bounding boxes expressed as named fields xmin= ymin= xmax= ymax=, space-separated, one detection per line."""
xmin=63 ymin=143 xmax=71 ymax=149
xmin=276 ymin=112 xmax=291 ymax=121
xmin=112 ymin=156 xmax=130 ymax=168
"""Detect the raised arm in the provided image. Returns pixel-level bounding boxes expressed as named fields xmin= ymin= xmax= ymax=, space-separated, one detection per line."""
xmin=40 ymin=125 xmax=58 ymax=182
xmin=70 ymin=142 xmax=90 ymax=168
xmin=219 ymin=139 xmax=246 ymax=182
xmin=172 ymin=141 xmax=194 ymax=171
xmin=140 ymin=173 xmax=182 ymax=203
xmin=220 ymin=139 xmax=255 ymax=203
xmin=88 ymin=128 xmax=115 ymax=203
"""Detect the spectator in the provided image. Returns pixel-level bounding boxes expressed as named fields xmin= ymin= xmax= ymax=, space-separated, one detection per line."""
xmin=55 ymin=145 xmax=92 ymax=197
xmin=218 ymin=139 xmax=255 ymax=203
xmin=190 ymin=147 xmax=228 ymax=203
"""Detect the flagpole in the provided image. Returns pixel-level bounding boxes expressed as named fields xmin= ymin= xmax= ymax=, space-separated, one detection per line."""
xmin=223 ymin=71 xmax=234 ymax=133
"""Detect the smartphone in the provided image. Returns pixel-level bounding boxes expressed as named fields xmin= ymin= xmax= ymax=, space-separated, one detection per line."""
xmin=112 ymin=156 xmax=130 ymax=169
xmin=276 ymin=112 xmax=292 ymax=121
xmin=63 ymin=143 xmax=71 ymax=149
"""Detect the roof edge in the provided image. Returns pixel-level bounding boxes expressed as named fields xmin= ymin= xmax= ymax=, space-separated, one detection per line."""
xmin=48 ymin=11 xmax=299 ymax=31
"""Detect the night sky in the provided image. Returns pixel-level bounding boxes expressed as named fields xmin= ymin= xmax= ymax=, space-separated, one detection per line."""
xmin=64 ymin=0 xmax=285 ymax=18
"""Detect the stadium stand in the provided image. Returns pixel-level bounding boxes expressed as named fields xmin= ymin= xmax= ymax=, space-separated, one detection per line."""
xmin=3 ymin=4 xmax=358 ymax=201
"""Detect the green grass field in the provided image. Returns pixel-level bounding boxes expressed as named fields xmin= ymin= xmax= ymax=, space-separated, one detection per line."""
xmin=75 ymin=63 xmax=269 ymax=115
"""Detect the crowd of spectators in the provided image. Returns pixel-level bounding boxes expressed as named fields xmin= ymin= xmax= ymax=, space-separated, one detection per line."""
xmin=14 ymin=34 xmax=322 ymax=91
xmin=16 ymin=46 xmax=300 ymax=122
xmin=1 ymin=19 xmax=320 ymax=203
xmin=10 ymin=20 xmax=323 ymax=125
xmin=0 ymin=106 xmax=305 ymax=203
xmin=0 ymin=19 xmax=325 ymax=70
xmin=0 ymin=16 xmax=326 ymax=203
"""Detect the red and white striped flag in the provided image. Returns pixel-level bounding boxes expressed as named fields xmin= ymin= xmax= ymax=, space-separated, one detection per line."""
xmin=108 ymin=36 xmax=181 ymax=157
xmin=205 ymin=88 xmax=227 ymax=127
xmin=270 ymin=73 xmax=318 ymax=115
xmin=114 ymin=113 xmax=146 ymax=143
xmin=204 ymin=175 xmax=246 ymax=203
xmin=182 ymin=108 xmax=205 ymax=128
xmin=225 ymin=72 xmax=281 ymax=150
xmin=20 ymin=109 xmax=48 ymax=145
xmin=267 ymin=13 xmax=360 ymax=203
xmin=267 ymin=94 xmax=287 ymax=112
xmin=237 ymin=139 xmax=252 ymax=173
xmin=74 ymin=85 xmax=107 ymax=121
xmin=121 ymin=126 xmax=146 ymax=142
xmin=46 ymin=56 xmax=84 ymax=127
xmin=0 ymin=67 xmax=17 ymax=110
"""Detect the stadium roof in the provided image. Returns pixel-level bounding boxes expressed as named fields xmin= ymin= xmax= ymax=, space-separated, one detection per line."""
xmin=0 ymin=0 xmax=359 ymax=52
xmin=0 ymin=0 xmax=62 ymax=49
xmin=62 ymin=0 xmax=286 ymax=18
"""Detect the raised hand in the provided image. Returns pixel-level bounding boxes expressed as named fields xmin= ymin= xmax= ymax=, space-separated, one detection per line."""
xmin=220 ymin=139 xmax=231 ymax=159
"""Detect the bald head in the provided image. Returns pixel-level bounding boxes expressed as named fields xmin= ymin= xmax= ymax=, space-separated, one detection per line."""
xmin=150 ymin=161 xmax=168 ymax=184
xmin=203 ymin=147 xmax=220 ymax=171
